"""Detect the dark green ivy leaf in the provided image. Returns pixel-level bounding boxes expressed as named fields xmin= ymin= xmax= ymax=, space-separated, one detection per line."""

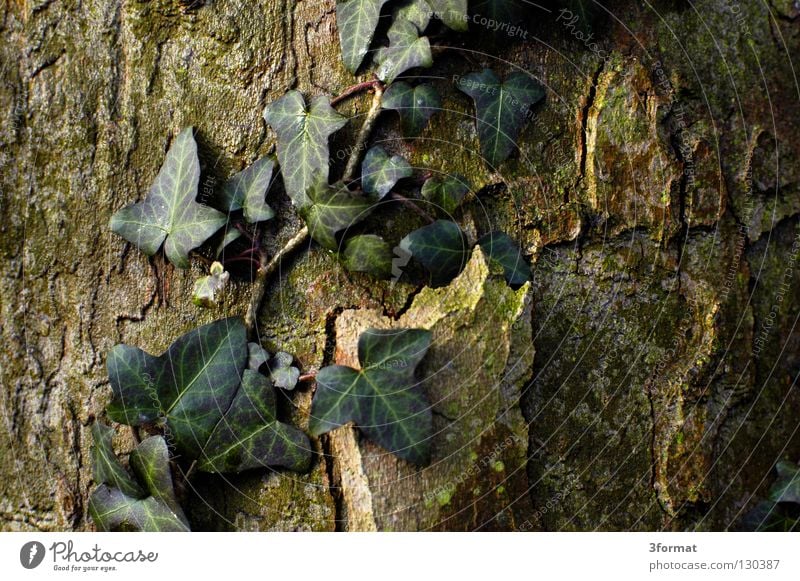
xmin=428 ymin=0 xmax=468 ymax=30
xmin=420 ymin=174 xmax=469 ymax=215
xmin=300 ymin=181 xmax=374 ymax=250
xmin=105 ymin=345 xmax=165 ymax=427
xmin=91 ymin=422 xmax=145 ymax=500
xmin=107 ymin=317 xmax=247 ymax=460
xmin=342 ymin=234 xmax=393 ymax=278
xmin=400 ymin=219 xmax=470 ymax=285
xmin=198 ymin=370 xmax=311 ymax=473
xmin=375 ymin=19 xmax=433 ymax=84
xmin=740 ymin=500 xmax=799 ymax=532
xmin=219 ymin=157 xmax=276 ymax=224
xmin=90 ymin=485 xmax=190 ymax=532
xmin=361 ymin=146 xmax=413 ymax=199
xmin=382 ymin=81 xmax=441 ymax=138
xmin=336 ymin=0 xmax=390 ymax=73
xmin=105 ymin=318 xmax=312 ymax=473
xmin=456 ymin=69 xmax=545 ymax=166
xmin=739 ymin=461 xmax=800 ymax=531
xmin=310 ymin=328 xmax=433 ymax=464
xmin=128 ymin=435 xmax=188 ymax=522
xmin=393 ymin=0 xmax=432 ymax=32
xmin=263 ymin=92 xmax=348 ymax=208
xmin=109 ymin=128 xmax=227 ymax=268
xmin=769 ymin=461 xmax=800 ymax=504
xmin=476 ymin=231 xmax=531 ymax=285
xmin=89 ymin=433 xmax=189 ymax=532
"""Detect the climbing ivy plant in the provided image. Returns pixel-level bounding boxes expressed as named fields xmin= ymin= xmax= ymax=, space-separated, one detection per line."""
xmin=96 ymin=0 xmax=543 ymax=531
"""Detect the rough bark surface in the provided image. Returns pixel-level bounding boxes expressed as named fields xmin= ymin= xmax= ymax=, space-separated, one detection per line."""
xmin=1 ymin=0 xmax=798 ymax=531
xmin=328 ymin=249 xmax=534 ymax=531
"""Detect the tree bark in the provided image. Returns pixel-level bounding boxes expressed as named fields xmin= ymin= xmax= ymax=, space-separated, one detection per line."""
xmin=1 ymin=0 xmax=799 ymax=531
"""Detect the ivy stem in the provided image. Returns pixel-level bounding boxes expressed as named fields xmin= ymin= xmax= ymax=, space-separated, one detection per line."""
xmin=183 ymin=460 xmax=197 ymax=482
xmin=244 ymin=82 xmax=386 ymax=338
xmin=343 ymin=82 xmax=385 ymax=184
xmin=330 ymin=77 xmax=383 ymax=107
xmin=233 ymin=221 xmax=255 ymax=242
xmin=389 ymin=192 xmax=435 ymax=224
xmin=222 ymin=256 xmax=262 ymax=269
xmin=244 ymin=226 xmax=309 ymax=337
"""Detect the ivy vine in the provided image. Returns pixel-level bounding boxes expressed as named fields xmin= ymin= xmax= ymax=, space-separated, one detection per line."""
xmin=94 ymin=0 xmax=544 ymax=531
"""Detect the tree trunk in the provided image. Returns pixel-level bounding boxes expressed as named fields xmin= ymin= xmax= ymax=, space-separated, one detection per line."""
xmin=1 ymin=0 xmax=798 ymax=531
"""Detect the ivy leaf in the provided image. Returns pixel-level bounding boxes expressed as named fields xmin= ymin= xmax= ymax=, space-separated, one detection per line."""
xmin=476 ymin=231 xmax=531 ymax=285
xmin=739 ymin=499 xmax=797 ymax=531
xmin=342 ymin=234 xmax=393 ymax=278
xmin=393 ymin=0 xmax=432 ymax=32
xmin=310 ymin=328 xmax=433 ymax=464
xmin=336 ymin=0 xmax=390 ymax=73
xmin=375 ymin=19 xmax=433 ymax=84
xmin=382 ymin=81 xmax=441 ymax=138
xmin=216 ymin=224 xmax=243 ymax=256
xmin=249 ymin=343 xmax=300 ymax=390
xmin=361 ymin=146 xmax=413 ymax=200
xmin=106 ymin=318 xmax=248 ymax=460
xmin=91 ymin=422 xmax=145 ymax=500
xmin=300 ymin=181 xmax=374 ymax=250
xmin=399 ymin=219 xmax=470 ymax=285
xmin=198 ymin=370 xmax=311 ymax=473
xmin=219 ymin=157 xmax=276 ymax=223
xmin=90 ymin=485 xmax=189 ymax=532
xmin=420 ymin=174 xmax=469 ymax=214
xmin=109 ymin=128 xmax=227 ymax=268
xmin=128 ymin=435 xmax=188 ymax=522
xmin=267 ymin=352 xmax=301 ymax=391
xmin=428 ymin=0 xmax=468 ymax=31
xmin=456 ymin=69 xmax=545 ymax=166
xmin=263 ymin=92 xmax=347 ymax=208
xmin=192 ymin=261 xmax=230 ymax=308
xmin=89 ymin=434 xmax=189 ymax=532
xmin=105 ymin=318 xmax=311 ymax=473
xmin=247 ymin=342 xmax=271 ymax=371
xmin=769 ymin=461 xmax=800 ymax=504
xmin=741 ymin=461 xmax=800 ymax=531
xmin=105 ymin=345 xmax=164 ymax=427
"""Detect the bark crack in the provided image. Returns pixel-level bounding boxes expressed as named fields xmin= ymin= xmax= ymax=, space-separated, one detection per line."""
xmin=29 ymin=48 xmax=64 ymax=79
xmin=577 ymin=59 xmax=608 ymax=211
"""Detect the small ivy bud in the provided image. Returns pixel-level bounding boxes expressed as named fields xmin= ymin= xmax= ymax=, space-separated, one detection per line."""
xmin=192 ymin=261 xmax=230 ymax=308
